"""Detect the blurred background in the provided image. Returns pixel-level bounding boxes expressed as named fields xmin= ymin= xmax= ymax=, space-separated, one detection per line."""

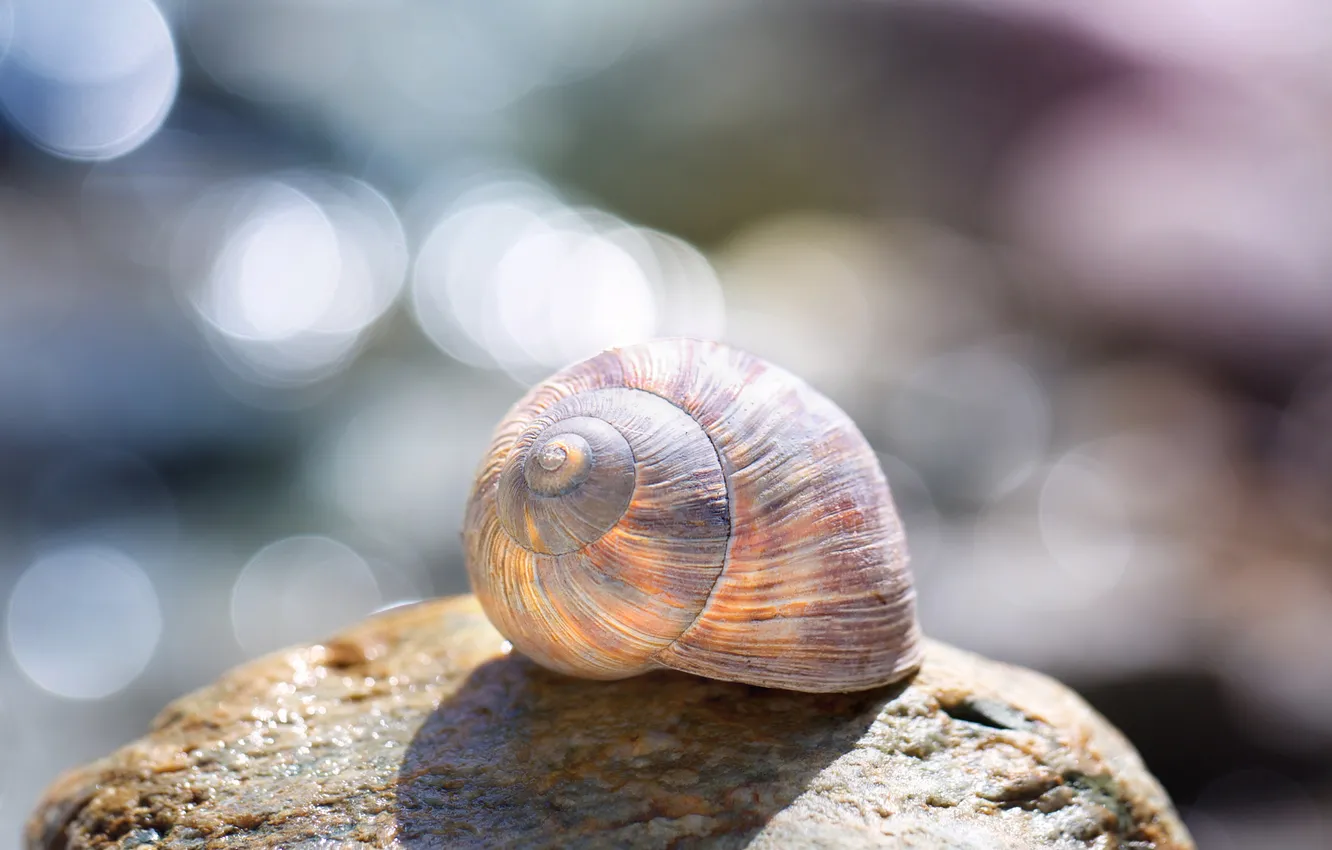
xmin=0 ymin=0 xmax=1329 ymax=846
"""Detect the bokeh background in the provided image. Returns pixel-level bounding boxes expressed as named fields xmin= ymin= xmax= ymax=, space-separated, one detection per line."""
xmin=1 ymin=0 xmax=1331 ymax=846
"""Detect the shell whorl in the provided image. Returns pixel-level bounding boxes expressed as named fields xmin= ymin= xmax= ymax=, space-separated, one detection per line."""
xmin=463 ymin=338 xmax=923 ymax=692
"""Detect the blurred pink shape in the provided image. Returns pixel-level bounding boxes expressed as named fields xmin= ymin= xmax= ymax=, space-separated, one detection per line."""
xmin=997 ymin=70 xmax=1332 ymax=370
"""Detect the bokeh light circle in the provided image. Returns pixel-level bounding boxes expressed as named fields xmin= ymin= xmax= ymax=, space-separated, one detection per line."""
xmin=410 ymin=178 xmax=717 ymax=381
xmin=410 ymin=182 xmax=559 ymax=369
xmin=0 ymin=0 xmax=179 ymax=161
xmin=230 ymin=535 xmax=382 ymax=658
xmin=6 ymin=545 xmax=163 ymax=700
xmin=205 ymin=183 xmax=343 ymax=343
xmin=176 ymin=173 xmax=408 ymax=389
xmin=716 ymin=212 xmax=879 ymax=395
xmin=311 ymin=374 xmax=492 ymax=558
xmin=491 ymin=210 xmax=656 ymax=370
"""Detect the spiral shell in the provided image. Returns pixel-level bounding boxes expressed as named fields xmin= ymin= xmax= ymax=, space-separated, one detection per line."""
xmin=463 ymin=338 xmax=922 ymax=692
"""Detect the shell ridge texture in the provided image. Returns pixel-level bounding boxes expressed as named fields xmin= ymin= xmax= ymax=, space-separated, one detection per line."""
xmin=624 ymin=382 xmax=736 ymax=670
xmin=463 ymin=337 xmax=923 ymax=692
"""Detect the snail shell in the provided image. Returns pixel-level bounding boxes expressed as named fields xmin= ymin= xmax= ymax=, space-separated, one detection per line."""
xmin=463 ymin=338 xmax=922 ymax=692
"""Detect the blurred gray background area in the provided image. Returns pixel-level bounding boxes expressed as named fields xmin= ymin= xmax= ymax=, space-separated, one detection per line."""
xmin=2 ymin=0 xmax=1332 ymax=846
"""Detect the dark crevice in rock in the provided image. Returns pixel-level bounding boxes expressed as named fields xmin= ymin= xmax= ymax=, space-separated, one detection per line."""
xmin=982 ymin=772 xmax=1063 ymax=807
xmin=985 ymin=765 xmax=1169 ymax=846
xmin=91 ymin=808 xmax=138 ymax=843
xmin=39 ymin=794 xmax=88 ymax=850
xmin=147 ymin=810 xmax=175 ymax=839
xmin=81 ymin=791 xmax=191 ymax=847
xmin=1063 ymin=769 xmax=1172 ymax=846
xmin=940 ymin=696 xmax=1034 ymax=731
xmin=119 ymin=829 xmax=161 ymax=848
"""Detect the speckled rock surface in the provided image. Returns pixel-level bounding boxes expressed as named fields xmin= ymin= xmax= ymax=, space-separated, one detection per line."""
xmin=28 ymin=595 xmax=1194 ymax=849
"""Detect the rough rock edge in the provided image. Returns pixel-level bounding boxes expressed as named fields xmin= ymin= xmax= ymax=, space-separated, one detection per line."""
xmin=26 ymin=595 xmax=1194 ymax=849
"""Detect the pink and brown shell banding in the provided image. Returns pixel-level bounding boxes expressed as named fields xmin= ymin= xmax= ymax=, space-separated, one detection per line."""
xmin=462 ymin=338 xmax=922 ymax=693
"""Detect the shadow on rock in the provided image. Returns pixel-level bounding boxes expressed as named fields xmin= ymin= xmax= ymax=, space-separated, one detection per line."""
xmin=394 ymin=655 xmax=907 ymax=849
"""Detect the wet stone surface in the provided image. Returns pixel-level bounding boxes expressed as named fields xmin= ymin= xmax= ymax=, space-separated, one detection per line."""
xmin=28 ymin=595 xmax=1194 ymax=849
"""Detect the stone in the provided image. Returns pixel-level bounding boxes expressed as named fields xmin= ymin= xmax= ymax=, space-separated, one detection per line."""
xmin=27 ymin=595 xmax=1195 ymax=849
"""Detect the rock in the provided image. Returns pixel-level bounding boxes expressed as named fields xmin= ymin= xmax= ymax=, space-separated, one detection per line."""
xmin=27 ymin=595 xmax=1194 ymax=849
